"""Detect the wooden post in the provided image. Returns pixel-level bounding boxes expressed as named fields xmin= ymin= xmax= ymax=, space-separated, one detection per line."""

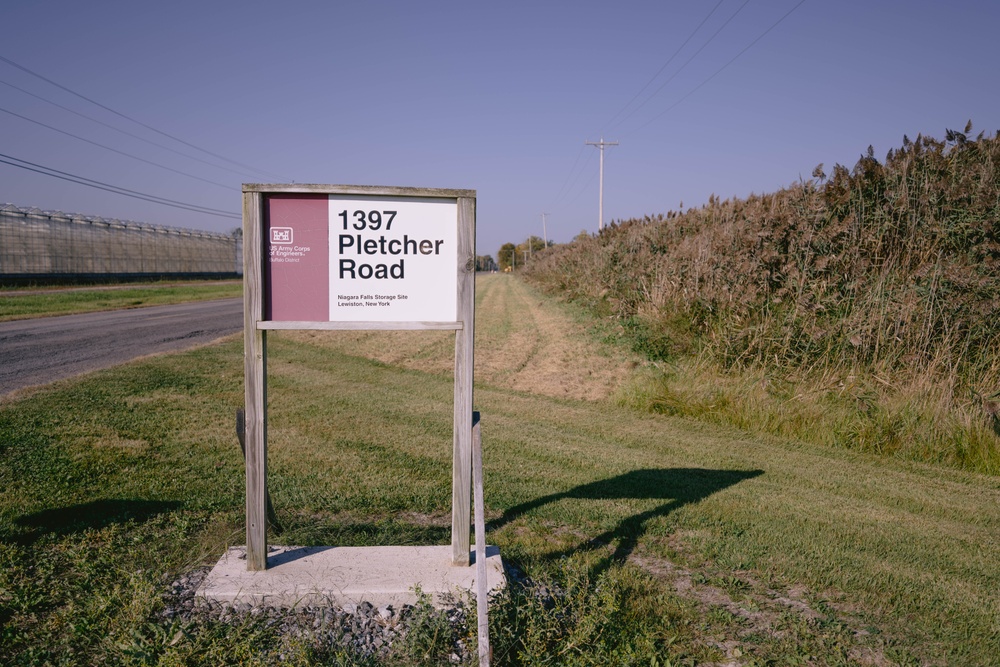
xmin=236 ymin=409 xmax=282 ymax=534
xmin=472 ymin=412 xmax=491 ymax=666
xmin=452 ymin=195 xmax=476 ymax=565
xmin=243 ymin=190 xmax=268 ymax=571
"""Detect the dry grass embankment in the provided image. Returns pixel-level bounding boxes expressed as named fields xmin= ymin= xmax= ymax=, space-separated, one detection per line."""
xmin=524 ymin=125 xmax=1000 ymax=475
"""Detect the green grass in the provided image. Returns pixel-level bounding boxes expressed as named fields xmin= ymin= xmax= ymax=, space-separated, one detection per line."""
xmin=609 ymin=360 xmax=1000 ymax=477
xmin=1 ymin=296 xmax=999 ymax=663
xmin=0 ymin=281 xmax=242 ymax=321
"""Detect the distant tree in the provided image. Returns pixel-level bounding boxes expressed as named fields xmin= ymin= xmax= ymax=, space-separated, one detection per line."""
xmin=510 ymin=236 xmax=547 ymax=266
xmin=498 ymin=243 xmax=516 ymax=271
xmin=524 ymin=235 xmax=547 ymax=253
xmin=573 ymin=229 xmax=591 ymax=243
xmin=476 ymin=254 xmax=497 ymax=272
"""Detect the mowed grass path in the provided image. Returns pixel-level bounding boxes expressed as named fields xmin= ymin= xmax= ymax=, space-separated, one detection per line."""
xmin=0 ymin=275 xmax=997 ymax=664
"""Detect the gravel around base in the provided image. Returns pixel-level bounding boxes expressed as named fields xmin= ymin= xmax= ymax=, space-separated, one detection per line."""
xmin=160 ymin=567 xmax=476 ymax=664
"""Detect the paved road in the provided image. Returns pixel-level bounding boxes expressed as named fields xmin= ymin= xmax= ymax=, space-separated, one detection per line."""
xmin=0 ymin=298 xmax=242 ymax=395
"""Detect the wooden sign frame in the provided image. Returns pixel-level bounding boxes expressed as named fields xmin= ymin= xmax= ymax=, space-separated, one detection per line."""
xmin=242 ymin=184 xmax=476 ymax=571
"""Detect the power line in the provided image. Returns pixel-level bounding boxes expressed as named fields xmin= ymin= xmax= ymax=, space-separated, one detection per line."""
xmin=0 ymin=77 xmax=273 ymax=180
xmin=542 ymin=2 xmax=808 ymax=239
xmin=0 ymin=54 xmax=287 ymax=182
xmin=0 ymin=152 xmax=240 ymax=219
xmin=547 ymin=143 xmax=588 ymax=208
xmin=567 ymin=157 xmax=599 ymax=207
xmin=615 ymin=0 xmax=751 ymax=133
xmin=0 ymin=106 xmax=234 ymax=190
xmin=549 ymin=1 xmax=763 ymax=223
xmin=602 ymin=0 xmax=727 ymax=132
xmin=550 ymin=156 xmax=599 ymax=222
xmin=632 ymin=0 xmax=809 ymax=134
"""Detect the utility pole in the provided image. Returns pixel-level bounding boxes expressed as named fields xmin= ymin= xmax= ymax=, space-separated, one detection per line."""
xmin=540 ymin=213 xmax=549 ymax=249
xmin=585 ymin=137 xmax=618 ymax=232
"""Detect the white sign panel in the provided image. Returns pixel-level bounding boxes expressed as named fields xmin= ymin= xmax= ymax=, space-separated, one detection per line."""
xmin=328 ymin=195 xmax=458 ymax=322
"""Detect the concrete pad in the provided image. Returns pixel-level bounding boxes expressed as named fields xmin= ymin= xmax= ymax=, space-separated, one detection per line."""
xmin=196 ymin=545 xmax=505 ymax=609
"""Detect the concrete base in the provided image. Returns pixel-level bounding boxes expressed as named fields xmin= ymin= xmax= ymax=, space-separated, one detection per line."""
xmin=196 ymin=545 xmax=505 ymax=609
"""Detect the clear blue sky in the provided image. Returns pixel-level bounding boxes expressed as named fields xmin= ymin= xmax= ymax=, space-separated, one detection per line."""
xmin=2 ymin=0 xmax=997 ymax=258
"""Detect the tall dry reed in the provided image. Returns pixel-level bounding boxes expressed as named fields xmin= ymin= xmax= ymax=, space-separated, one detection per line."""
xmin=525 ymin=125 xmax=1000 ymax=473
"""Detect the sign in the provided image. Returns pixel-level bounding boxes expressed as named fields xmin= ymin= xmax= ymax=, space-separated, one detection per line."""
xmin=243 ymin=184 xmax=477 ymax=572
xmin=265 ymin=194 xmax=458 ymax=322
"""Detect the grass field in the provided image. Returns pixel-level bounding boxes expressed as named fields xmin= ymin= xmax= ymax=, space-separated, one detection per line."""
xmin=0 ymin=281 xmax=242 ymax=321
xmin=1 ymin=275 xmax=997 ymax=665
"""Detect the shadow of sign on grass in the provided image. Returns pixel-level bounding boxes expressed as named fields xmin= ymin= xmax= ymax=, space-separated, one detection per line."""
xmin=491 ymin=468 xmax=763 ymax=571
xmin=7 ymin=499 xmax=181 ymax=546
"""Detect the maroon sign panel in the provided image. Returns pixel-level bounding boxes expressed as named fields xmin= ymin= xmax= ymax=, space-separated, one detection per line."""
xmin=264 ymin=194 xmax=330 ymax=321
